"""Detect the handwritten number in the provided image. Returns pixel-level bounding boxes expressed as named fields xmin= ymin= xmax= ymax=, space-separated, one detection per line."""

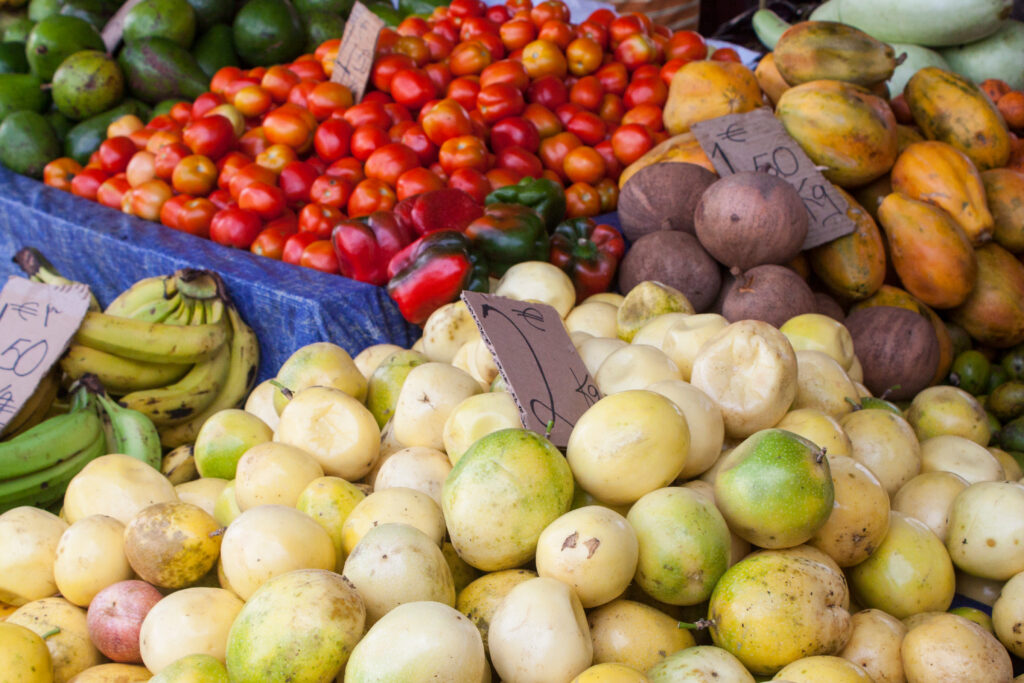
xmin=710 ymin=143 xmax=735 ymax=174
xmin=0 ymin=338 xmax=48 ymax=377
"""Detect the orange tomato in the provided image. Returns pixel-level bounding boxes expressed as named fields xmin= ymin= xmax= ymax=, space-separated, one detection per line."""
xmin=238 ymin=127 xmax=271 ymax=158
xmin=438 ymin=134 xmax=489 ymax=174
xmin=233 ymin=85 xmax=273 ymax=118
xmin=364 ymin=142 xmax=420 ymax=187
xmin=566 ymin=37 xmax=602 ymax=77
xmin=263 ymin=106 xmax=314 ymax=152
xmin=521 ymin=39 xmax=567 ymax=79
xmin=563 ymin=145 xmax=605 ymax=184
xmin=522 ymin=102 xmax=561 ymax=138
xmin=395 ymin=167 xmax=445 ymax=199
xmin=307 ymin=81 xmax=354 ymax=120
xmin=261 ymin=65 xmax=301 ymax=103
xmin=210 ymin=66 xmax=243 ymax=95
xmin=256 ymin=143 xmax=298 ymax=175
xmin=565 ymin=181 xmax=600 ymax=217
xmin=479 ymin=59 xmax=529 ymax=90
xmin=539 ymin=130 xmax=581 ymax=177
xmin=348 ymin=178 xmax=397 ymax=217
xmin=43 ymin=157 xmax=82 ymax=192
xmin=130 ymin=178 xmax=174 ymax=221
xmin=96 ymin=174 xmax=131 ymax=209
xmin=125 ymin=151 xmax=157 ymax=187
xmin=537 ymin=20 xmax=573 ymax=50
xmin=171 ymin=154 xmax=218 ymax=196
xmin=449 ymin=40 xmax=493 ymax=76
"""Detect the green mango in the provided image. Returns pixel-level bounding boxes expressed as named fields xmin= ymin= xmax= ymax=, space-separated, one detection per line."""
xmin=123 ymin=0 xmax=197 ymax=49
xmin=118 ymin=38 xmax=209 ymax=104
xmin=193 ymin=23 xmax=238 ymax=78
xmin=0 ymin=109 xmax=60 ymax=177
xmin=64 ymin=98 xmax=149 ymax=164
xmin=52 ymin=49 xmax=124 ymax=121
xmin=0 ymin=42 xmax=29 ymax=74
xmin=25 ymin=14 xmax=103 ymax=81
xmin=0 ymin=72 xmax=47 ymax=122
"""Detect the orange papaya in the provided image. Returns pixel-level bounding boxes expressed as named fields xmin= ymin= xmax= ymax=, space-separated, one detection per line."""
xmin=808 ymin=187 xmax=886 ymax=302
xmin=876 ymin=193 xmax=976 ymax=309
xmin=981 ymin=168 xmax=1024 ymax=254
xmin=775 ymin=79 xmax=898 ymax=188
xmin=663 ymin=60 xmax=764 ymax=135
xmin=890 ymin=140 xmax=994 ymax=245
xmin=617 ymin=132 xmax=715 ymax=188
xmin=950 ymin=243 xmax=1024 ymax=348
xmin=755 ymin=52 xmax=790 ymax=106
xmin=774 ymin=21 xmax=902 ymax=87
xmin=904 ymin=67 xmax=1011 ymax=171
xmin=896 ymin=124 xmax=925 ymax=152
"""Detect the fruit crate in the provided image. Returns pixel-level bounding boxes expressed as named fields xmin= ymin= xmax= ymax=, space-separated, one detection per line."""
xmin=0 ymin=165 xmax=419 ymax=381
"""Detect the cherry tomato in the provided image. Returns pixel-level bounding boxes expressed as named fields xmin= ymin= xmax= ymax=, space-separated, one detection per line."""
xmin=564 ymin=181 xmax=600 ymax=217
xmin=229 ymin=162 xmax=276 ymax=200
xmin=43 ymin=158 xmax=82 ymax=191
xmin=395 ymin=167 xmax=445 ymax=200
xmin=496 ymin=145 xmax=543 ymax=178
xmin=539 ymin=130 xmax=581 ymax=177
xmin=210 ymin=207 xmax=264 ymax=248
xmin=278 ymin=160 xmax=319 ymax=206
xmin=283 ymin=231 xmax=318 ymax=264
xmin=476 ymin=82 xmax=525 ymax=123
xmin=261 ymin=65 xmax=301 ymax=103
xmin=347 ymin=178 xmax=397 ymax=217
xmin=255 ymin=143 xmax=297 ymax=175
xmin=96 ymin=174 xmax=131 ymax=209
xmin=446 ymin=76 xmax=481 ymax=111
xmin=499 ymin=18 xmax=536 ymax=51
xmin=566 ymin=111 xmax=606 ymax=145
xmin=521 ymin=39 xmax=566 ymax=79
xmin=129 ymin=178 xmax=173 ymax=221
xmin=449 ymin=40 xmax=492 ymax=76
xmin=97 ymin=137 xmax=137 ymax=174
xmin=611 ymin=122 xmax=655 ymax=165
xmin=313 ymin=118 xmax=353 ymax=162
xmin=525 ymin=74 xmax=567 ymax=109
xmin=350 ymin=124 xmax=391 ymax=162
xmin=438 ymin=134 xmax=489 ymax=174
xmin=298 ymin=202 xmax=345 ymax=239
xmin=183 ymin=116 xmax=236 ymax=159
xmin=447 ymin=166 xmax=491 ymax=203
xmin=595 ymin=62 xmax=628 ymax=96
xmin=490 ymin=115 xmax=540 ymax=152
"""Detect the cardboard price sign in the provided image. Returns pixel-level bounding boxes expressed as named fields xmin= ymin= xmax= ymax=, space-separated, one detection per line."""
xmin=101 ymin=0 xmax=145 ymax=53
xmin=0 ymin=277 xmax=92 ymax=433
xmin=330 ymin=1 xmax=386 ymax=102
xmin=461 ymin=291 xmax=601 ymax=448
xmin=690 ymin=108 xmax=856 ymax=249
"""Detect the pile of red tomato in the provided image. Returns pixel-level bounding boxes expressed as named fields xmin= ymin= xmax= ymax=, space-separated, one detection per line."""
xmin=41 ymin=0 xmax=737 ymax=276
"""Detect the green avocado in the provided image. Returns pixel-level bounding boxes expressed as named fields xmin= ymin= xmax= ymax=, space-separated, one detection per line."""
xmin=294 ymin=0 xmax=352 ymax=16
xmin=232 ymin=0 xmax=304 ymax=67
xmin=25 ymin=14 xmax=103 ymax=81
xmin=44 ymin=107 xmax=73 ymax=140
xmin=123 ymin=0 xmax=197 ymax=49
xmin=193 ymin=22 xmax=238 ymax=78
xmin=64 ymin=98 xmax=149 ymax=164
xmin=59 ymin=0 xmax=113 ymax=31
xmin=301 ymin=9 xmax=343 ymax=54
xmin=51 ymin=49 xmax=124 ymax=120
xmin=0 ymin=109 xmax=60 ymax=177
xmin=0 ymin=41 xmax=29 ymax=73
xmin=118 ymin=37 xmax=208 ymax=104
xmin=185 ymin=0 xmax=233 ymax=31
xmin=0 ymin=72 xmax=47 ymax=122
xmin=3 ymin=18 xmax=35 ymax=43
xmin=27 ymin=0 xmax=63 ymax=22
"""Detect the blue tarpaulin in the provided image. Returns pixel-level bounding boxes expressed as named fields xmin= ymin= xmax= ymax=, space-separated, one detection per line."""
xmin=0 ymin=166 xmax=420 ymax=382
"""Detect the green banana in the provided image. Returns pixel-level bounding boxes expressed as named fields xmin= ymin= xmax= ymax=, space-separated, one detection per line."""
xmin=0 ymin=408 xmax=104 ymax=479
xmin=119 ymin=341 xmax=233 ymax=427
xmin=0 ymin=430 xmax=106 ymax=512
xmin=160 ymin=301 xmax=260 ymax=448
xmin=61 ymin=344 xmax=192 ymax=395
xmin=104 ymin=275 xmax=175 ymax=317
xmin=95 ymin=393 xmax=162 ymax=470
xmin=74 ymin=311 xmax=229 ymax=365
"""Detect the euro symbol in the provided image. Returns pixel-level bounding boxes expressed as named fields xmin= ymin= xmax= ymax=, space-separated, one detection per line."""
xmin=717 ymin=123 xmax=747 ymax=143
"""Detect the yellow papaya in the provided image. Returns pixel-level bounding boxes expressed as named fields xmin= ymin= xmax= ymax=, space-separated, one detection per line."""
xmin=774 ymin=20 xmax=902 ymax=87
xmin=808 ymin=187 xmax=887 ymax=302
xmin=981 ymin=168 xmax=1024 ymax=254
xmin=755 ymin=52 xmax=790 ymax=106
xmin=950 ymin=243 xmax=1024 ymax=348
xmin=904 ymin=66 xmax=1011 ymax=171
xmin=775 ymin=79 xmax=898 ymax=188
xmin=877 ymin=192 xmax=977 ymax=309
xmin=617 ymin=132 xmax=715 ymax=188
xmin=890 ymin=140 xmax=994 ymax=245
xmin=662 ymin=60 xmax=764 ymax=135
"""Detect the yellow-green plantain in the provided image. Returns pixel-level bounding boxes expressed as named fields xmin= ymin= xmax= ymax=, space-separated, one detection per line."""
xmin=61 ymin=344 xmax=192 ymax=394
xmin=74 ymin=311 xmax=229 ymax=365
xmin=0 ymin=408 xmax=104 ymax=479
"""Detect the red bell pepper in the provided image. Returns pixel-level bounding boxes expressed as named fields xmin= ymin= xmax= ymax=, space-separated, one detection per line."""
xmin=386 ymin=230 xmax=489 ymax=324
xmin=393 ymin=187 xmax=484 ymax=237
xmin=549 ymin=218 xmax=626 ymax=303
xmin=332 ymin=211 xmax=415 ymax=286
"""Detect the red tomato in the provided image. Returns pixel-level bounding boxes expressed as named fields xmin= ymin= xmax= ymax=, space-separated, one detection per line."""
xmin=183 ymin=116 xmax=236 ymax=159
xmin=449 ymin=41 xmax=492 ymax=76
xmin=191 ymin=93 xmax=224 ymax=122
xmin=632 ymin=64 xmax=661 ymax=81
xmin=216 ymin=151 xmax=253 ymax=190
xmin=229 ymin=162 xmax=276 ymax=200
xmin=539 ymin=130 xmax=581 ymax=177
xmin=423 ymin=31 xmax=454 ymax=61
xmin=615 ymin=33 xmax=660 ymax=70
xmin=577 ymin=20 xmax=608 ymax=49
xmin=496 ymin=145 xmax=543 ymax=177
xmin=398 ymin=124 xmax=437 ymax=166
xmin=610 ymin=122 xmax=654 ymax=165
xmin=238 ymin=127 xmax=270 ymax=158
xmin=238 ymin=181 xmax=286 ymax=219
xmin=382 ymin=102 xmax=412 ymax=128
xmin=438 ymin=135 xmax=489 ymax=175
xmin=486 ymin=166 xmax=523 ymax=189
xmin=394 ymin=35 xmax=430 ymax=67
xmin=97 ymin=137 xmax=137 ymax=174
xmin=343 ymin=101 xmax=391 ymax=129
xmin=554 ymin=102 xmax=581 ymax=127
xmin=476 ymin=83 xmax=525 ymax=123
xmin=390 ymin=68 xmax=437 ymax=110
xmin=282 ymin=231 xmax=319 ymax=264
xmin=598 ymin=93 xmax=625 ymax=124
xmin=251 ymin=222 xmax=297 ymax=259
xmin=660 ymin=58 xmax=686 ymax=86
xmin=595 ymin=62 xmax=628 ymax=96
xmin=326 ymin=157 xmax=365 ymax=184
xmin=395 ymin=167 xmax=445 ymax=200
xmin=563 ymin=145 xmax=605 ymax=184
xmin=70 ymin=167 xmax=108 ymax=200
xmin=608 ymin=13 xmax=649 ymax=45
xmin=172 ymin=154 xmax=218 ymax=195
xmin=499 ymin=18 xmax=536 ymax=51
xmin=566 ymin=111 xmax=606 ymax=145
xmin=525 ymin=74 xmax=567 ymax=109
xmin=299 ymin=240 xmax=340 ymax=274
xmin=298 ymin=202 xmax=345 ymax=239
xmin=145 ymin=115 xmax=180 ymax=133
xmin=538 ymin=20 xmax=573 ymax=50
xmin=585 ymin=7 xmax=614 ymax=27
xmin=624 ymin=77 xmax=668 ymax=108
xmin=397 ymin=15 xmax=430 ymax=37
xmin=490 ymin=116 xmax=540 ymax=152
xmin=347 ymin=178 xmax=397 ymax=217
xmin=313 ymin=118 xmax=353 ymax=162
xmin=666 ymin=30 xmax=707 ymax=62
xmin=364 ymin=142 xmax=420 ymax=186
xmin=208 ymin=188 xmax=234 ymax=210
xmin=210 ymin=207 xmax=263 ymax=248
xmin=307 ymin=82 xmax=354 ymax=120
xmin=423 ymin=62 xmax=453 ymax=94
xmin=448 ymin=0 xmax=486 ymax=19
xmin=153 ymin=142 xmax=191 ymax=180
xmin=522 ymin=102 xmax=562 ymax=138
xmin=420 ymin=98 xmax=473 ymax=145
xmin=288 ymin=59 xmax=326 ymax=81
xmin=596 ymin=176 xmax=618 ymax=213
xmin=261 ymin=65 xmax=301 ymax=103
xmin=431 ymin=17 xmax=458 ymax=43
xmin=479 ymin=59 xmax=529 ymax=90
xmin=159 ymin=193 xmax=187 ymax=228
xmin=565 ymin=181 xmax=600 ymax=217
xmin=210 ymin=67 xmax=242 ymax=95
xmin=486 ymin=4 xmax=510 ymax=24
xmin=529 ymin=0 xmax=568 ymax=28
xmin=309 ymin=175 xmax=353 ymax=209
xmin=622 ymin=104 xmax=664 ymax=131
xmin=374 ymin=54 xmax=416 ymax=94
xmin=96 ymin=174 xmax=131 ymax=209
xmin=350 ymin=124 xmax=391 ymax=162
xmin=278 ymin=160 xmax=319 ymax=206
xmin=447 ymin=167 xmax=491 ymax=203
xmin=174 ymin=196 xmax=218 ymax=237
xmin=711 ymin=47 xmax=741 ymax=63
xmin=521 ymin=39 xmax=566 ymax=79
xmin=446 ymin=76 xmax=481 ymax=111
xmin=594 ymin=138 xmax=621 ymax=179
xmin=460 ymin=16 xmax=498 ymax=42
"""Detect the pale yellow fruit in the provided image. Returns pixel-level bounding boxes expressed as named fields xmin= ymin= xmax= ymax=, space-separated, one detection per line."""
xmin=905 ymin=385 xmax=990 ymax=445
xmin=920 ymin=435 xmax=1004 ymax=484
xmin=690 ymin=320 xmax=798 ymax=439
xmin=992 ymin=570 xmax=1024 ymax=657
xmin=354 ymin=343 xmax=404 ymax=379
xmin=219 ymin=505 xmax=335 ymax=599
xmin=587 ymin=599 xmax=694 ymax=672
xmin=957 ymin=569 xmax=1004 ymax=607
xmin=233 ymin=442 xmax=324 ymax=510
xmin=7 ymin=597 xmax=101 ymax=683
xmin=567 ymin=390 xmax=689 ymax=505
xmin=891 ymin=471 xmax=969 ymax=543
xmin=273 ymin=341 xmax=367 ymax=411
xmin=630 ymin=313 xmax=694 ymax=350
xmin=62 ymin=453 xmax=177 ymax=525
xmin=0 ymin=506 xmax=68 ymax=606
xmin=840 ymin=409 xmax=921 ymax=496
xmin=681 ymin=480 xmax=752 ymax=566
xmin=0 ymin=622 xmax=52 ymax=683
xmin=296 ymin=475 xmax=365 ymax=571
xmin=646 ymin=379 xmax=724 ymax=479
xmin=123 ymin=501 xmax=221 ymax=589
xmin=780 ymin=313 xmax=856 ymax=370
xmin=578 ymin=337 xmax=628 ymax=377
xmin=450 ymin=338 xmax=499 ymax=389
xmin=373 ymin=446 xmax=451 ymax=505
xmin=947 ymin=481 xmax=1024 ymax=580
xmin=456 ymin=568 xmax=537 ymax=653
xmin=193 ymin=409 xmax=273 ymax=480
xmin=212 ymin=480 xmax=241 ymax=526
xmin=535 ymin=506 xmax=638 ymax=608
xmin=616 ymin=282 xmax=694 ymax=343
xmin=53 ymin=515 xmax=131 ymax=608
xmin=776 ymin=408 xmax=852 ymax=458
xmin=442 ymin=391 xmax=522 ymax=466
xmin=646 ymin=645 xmax=755 ymax=682
xmin=174 ymin=477 xmax=229 ymax=517
xmin=792 ymin=350 xmax=860 ymax=419
xmin=488 ymin=577 xmax=593 ymax=683
xmin=243 ymin=379 xmax=280 ymax=431
xmin=950 ymin=606 xmax=995 ymax=633
xmin=341 ymin=487 xmax=445 ymax=555
xmin=494 ymin=261 xmax=577 ymax=318
xmin=838 ymin=608 xmax=907 ymax=683
xmin=421 ymin=301 xmax=481 ymax=364
xmin=809 ymin=454 xmax=891 ymax=567
xmin=571 ymin=663 xmax=649 ymax=683
xmin=661 ymin=313 xmax=729 ymax=382
xmin=584 ymin=292 xmax=624 ymax=307
xmin=901 ymin=612 xmax=1012 ymax=682
xmin=595 ymin=345 xmax=681 ymax=394
xmin=139 ymin=587 xmax=244 ymax=674
xmin=848 ymin=356 xmax=864 ymax=383
xmin=773 ymin=655 xmax=874 ymax=682
xmin=64 ymin=664 xmax=150 ymax=682
xmin=565 ymin=301 xmax=619 ymax=338
xmin=275 ymin=386 xmax=380 ymax=480
xmin=993 ymin=447 xmax=1024 ymax=481
xmin=392 ymin=362 xmax=481 ymax=451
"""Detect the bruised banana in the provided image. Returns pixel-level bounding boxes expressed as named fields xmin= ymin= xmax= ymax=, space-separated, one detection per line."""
xmin=74 ymin=311 xmax=229 ymax=365
xmin=0 ymin=406 xmax=103 ymax=480
xmin=94 ymin=392 xmax=162 ymax=469
xmin=160 ymin=302 xmax=260 ymax=448
xmin=162 ymin=444 xmax=198 ymax=484
xmin=61 ymin=344 xmax=191 ymax=394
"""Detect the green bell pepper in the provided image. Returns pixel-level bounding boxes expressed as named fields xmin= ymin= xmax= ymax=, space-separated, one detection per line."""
xmin=485 ymin=176 xmax=566 ymax=231
xmin=465 ymin=203 xmax=550 ymax=277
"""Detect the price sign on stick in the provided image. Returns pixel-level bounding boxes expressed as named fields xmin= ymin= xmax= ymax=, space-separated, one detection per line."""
xmin=0 ymin=277 xmax=92 ymax=433
xmin=101 ymin=0 xmax=145 ymax=53
xmin=461 ymin=291 xmax=601 ymax=448
xmin=330 ymin=1 xmax=386 ymax=102
xmin=690 ymin=108 xmax=857 ymax=249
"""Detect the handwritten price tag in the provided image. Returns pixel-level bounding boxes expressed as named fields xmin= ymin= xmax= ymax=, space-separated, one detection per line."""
xmin=0 ymin=277 xmax=92 ymax=433
xmin=461 ymin=291 xmax=600 ymax=448
xmin=330 ymin=1 xmax=386 ymax=102
xmin=101 ymin=0 xmax=145 ymax=53
xmin=690 ymin=108 xmax=856 ymax=249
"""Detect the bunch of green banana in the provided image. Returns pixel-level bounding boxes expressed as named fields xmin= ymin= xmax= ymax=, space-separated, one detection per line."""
xmin=0 ymin=388 xmax=106 ymax=514
xmin=79 ymin=375 xmax=162 ymax=471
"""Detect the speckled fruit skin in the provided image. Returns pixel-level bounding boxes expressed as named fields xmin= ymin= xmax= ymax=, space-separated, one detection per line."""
xmin=123 ymin=501 xmax=221 ymax=589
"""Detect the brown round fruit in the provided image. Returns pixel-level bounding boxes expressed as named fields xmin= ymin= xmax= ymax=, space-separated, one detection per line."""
xmin=721 ymin=265 xmax=817 ymax=328
xmin=815 ymin=292 xmax=846 ymax=322
xmin=694 ymin=171 xmax=810 ymax=273
xmin=617 ymin=162 xmax=717 ymax=241
xmin=86 ymin=580 xmax=163 ymax=663
xmin=617 ymin=230 xmax=722 ymax=312
xmin=844 ymin=305 xmax=939 ymax=400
